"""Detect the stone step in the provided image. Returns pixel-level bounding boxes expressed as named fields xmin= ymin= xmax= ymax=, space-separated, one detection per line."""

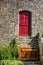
xmin=23 ymin=61 xmax=41 ymax=65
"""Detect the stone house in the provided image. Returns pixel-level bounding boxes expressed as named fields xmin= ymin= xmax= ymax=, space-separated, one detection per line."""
xmin=0 ymin=0 xmax=43 ymax=45
xmin=0 ymin=0 xmax=43 ymax=64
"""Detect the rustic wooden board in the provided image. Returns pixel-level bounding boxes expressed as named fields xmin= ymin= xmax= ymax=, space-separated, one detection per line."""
xmin=18 ymin=47 xmax=40 ymax=61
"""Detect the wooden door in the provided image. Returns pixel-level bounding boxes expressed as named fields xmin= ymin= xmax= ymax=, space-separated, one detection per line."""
xmin=19 ymin=11 xmax=31 ymax=36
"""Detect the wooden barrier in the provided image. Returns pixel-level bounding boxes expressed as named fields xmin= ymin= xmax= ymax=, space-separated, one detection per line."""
xmin=18 ymin=47 xmax=40 ymax=61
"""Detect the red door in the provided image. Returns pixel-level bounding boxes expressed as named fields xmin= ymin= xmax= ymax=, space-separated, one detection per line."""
xmin=19 ymin=11 xmax=31 ymax=36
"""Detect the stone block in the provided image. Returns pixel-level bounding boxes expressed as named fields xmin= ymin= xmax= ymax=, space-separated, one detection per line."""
xmin=23 ymin=61 xmax=41 ymax=65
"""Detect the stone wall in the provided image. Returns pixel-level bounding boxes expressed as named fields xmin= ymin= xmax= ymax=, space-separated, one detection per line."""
xmin=0 ymin=0 xmax=43 ymax=45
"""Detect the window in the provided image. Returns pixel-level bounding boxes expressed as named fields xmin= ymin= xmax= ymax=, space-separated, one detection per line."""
xmin=19 ymin=10 xmax=31 ymax=36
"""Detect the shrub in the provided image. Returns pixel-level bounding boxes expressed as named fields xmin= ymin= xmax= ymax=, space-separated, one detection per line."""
xmin=0 ymin=42 xmax=19 ymax=60
xmin=0 ymin=60 xmax=24 ymax=65
xmin=0 ymin=46 xmax=13 ymax=60
xmin=0 ymin=39 xmax=24 ymax=65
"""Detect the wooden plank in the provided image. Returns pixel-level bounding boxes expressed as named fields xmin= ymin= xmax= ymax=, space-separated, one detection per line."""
xmin=18 ymin=47 xmax=40 ymax=61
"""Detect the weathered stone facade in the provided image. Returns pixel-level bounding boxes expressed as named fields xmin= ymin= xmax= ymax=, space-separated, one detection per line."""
xmin=0 ymin=0 xmax=43 ymax=64
xmin=0 ymin=0 xmax=43 ymax=45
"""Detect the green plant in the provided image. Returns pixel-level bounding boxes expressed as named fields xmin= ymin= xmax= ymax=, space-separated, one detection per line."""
xmin=0 ymin=46 xmax=13 ymax=60
xmin=0 ymin=39 xmax=24 ymax=65
xmin=0 ymin=60 xmax=24 ymax=65
xmin=0 ymin=41 xmax=19 ymax=60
